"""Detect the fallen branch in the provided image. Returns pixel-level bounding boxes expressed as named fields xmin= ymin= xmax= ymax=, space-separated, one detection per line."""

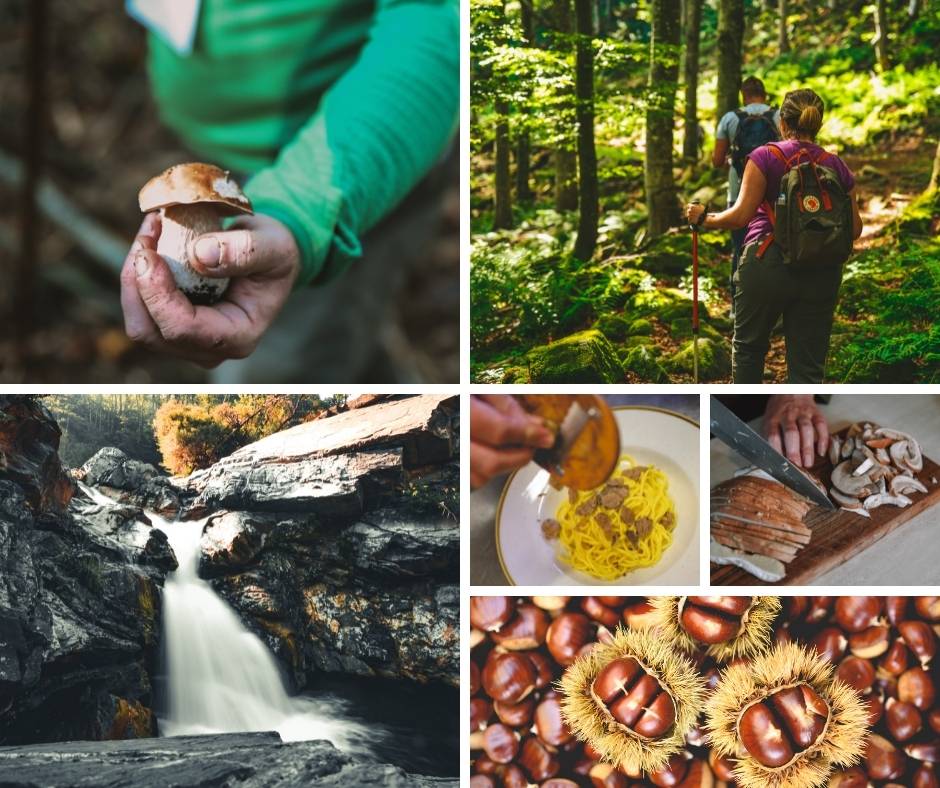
xmin=0 ymin=147 xmax=128 ymax=274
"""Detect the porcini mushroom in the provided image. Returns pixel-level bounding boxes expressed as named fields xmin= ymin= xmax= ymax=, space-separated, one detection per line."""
xmin=138 ymin=163 xmax=253 ymax=304
xmin=831 ymin=460 xmax=876 ymax=498
xmin=891 ymin=475 xmax=928 ymax=496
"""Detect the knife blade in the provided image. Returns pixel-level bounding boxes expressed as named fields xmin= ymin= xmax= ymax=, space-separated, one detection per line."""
xmin=710 ymin=397 xmax=835 ymax=509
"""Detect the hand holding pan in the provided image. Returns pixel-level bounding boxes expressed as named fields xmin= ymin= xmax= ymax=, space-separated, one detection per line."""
xmin=514 ymin=395 xmax=620 ymax=490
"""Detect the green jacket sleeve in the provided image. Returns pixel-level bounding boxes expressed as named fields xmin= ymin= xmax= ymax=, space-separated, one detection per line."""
xmin=243 ymin=0 xmax=459 ymax=287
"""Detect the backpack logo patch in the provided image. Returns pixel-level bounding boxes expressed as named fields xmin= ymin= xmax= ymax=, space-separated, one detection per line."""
xmin=802 ymin=194 xmax=821 ymax=213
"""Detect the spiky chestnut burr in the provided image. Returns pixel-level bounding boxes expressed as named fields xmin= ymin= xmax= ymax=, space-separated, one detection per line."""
xmin=558 ymin=626 xmax=706 ymax=775
xmin=650 ymin=596 xmax=782 ymax=662
xmin=704 ymin=641 xmax=870 ymax=788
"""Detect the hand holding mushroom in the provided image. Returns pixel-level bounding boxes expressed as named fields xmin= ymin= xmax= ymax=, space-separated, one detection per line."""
xmin=763 ymin=395 xmax=830 ymax=468
xmin=121 ymin=163 xmax=300 ymax=367
xmin=470 ymin=395 xmax=556 ymax=489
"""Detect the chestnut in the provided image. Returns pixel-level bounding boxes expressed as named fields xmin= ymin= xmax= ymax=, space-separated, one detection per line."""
xmin=471 ymin=596 xmax=514 ymax=632
xmin=899 ymin=665 xmax=936 ymax=710
xmin=532 ymin=596 xmax=570 ymax=612
xmin=737 ymin=683 xmax=829 ymax=768
xmin=540 ymin=781 xmax=579 ymax=788
xmin=916 ymin=596 xmax=940 ymax=621
xmin=812 ymin=626 xmax=848 ymax=663
xmin=622 ymin=600 xmax=657 ymax=630
xmin=482 ymin=723 xmax=519 ymax=763
xmin=915 ymin=763 xmax=940 ymax=788
xmin=679 ymin=596 xmax=751 ymax=644
xmin=482 ymin=651 xmax=537 ymax=704
xmin=582 ymin=596 xmax=621 ymax=629
xmin=596 ymin=596 xmax=626 ymax=606
xmin=501 ymin=764 xmax=529 ymax=788
xmin=880 ymin=637 xmax=910 ymax=676
xmin=535 ymin=695 xmax=573 ymax=747
xmin=849 ymin=625 xmax=889 ymax=659
xmin=806 ymin=596 xmax=834 ymax=622
xmin=470 ymin=661 xmax=481 ymax=695
xmin=929 ymin=707 xmax=940 ymax=734
xmin=829 ymin=767 xmax=870 ymax=787
xmin=707 ymin=749 xmax=735 ymax=781
xmin=835 ymin=596 xmax=882 ymax=633
xmin=546 ymin=613 xmax=593 ymax=666
xmin=588 ymin=762 xmax=629 ymax=788
xmin=865 ymin=734 xmax=905 ymax=781
xmin=592 ymin=657 xmax=676 ymax=738
xmin=491 ymin=604 xmax=549 ymax=650
xmin=836 ymin=656 xmax=876 ymax=693
xmin=885 ymin=596 xmax=909 ymax=625
xmin=648 ymin=752 xmax=690 ymax=787
xmin=905 ymin=739 xmax=940 ymax=763
xmin=899 ymin=619 xmax=936 ymax=665
xmin=469 ymin=775 xmax=495 ymax=788
xmin=885 ymin=697 xmax=922 ymax=741
xmin=518 ymin=735 xmax=560 ymax=782
xmin=528 ymin=651 xmax=557 ymax=688
xmin=866 ymin=692 xmax=885 ymax=726
xmin=494 ymin=696 xmax=535 ymax=728
xmin=471 ymin=697 xmax=493 ymax=730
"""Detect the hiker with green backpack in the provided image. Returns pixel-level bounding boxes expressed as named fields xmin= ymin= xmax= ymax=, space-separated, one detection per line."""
xmin=686 ymin=88 xmax=863 ymax=384
xmin=712 ymin=77 xmax=781 ymax=312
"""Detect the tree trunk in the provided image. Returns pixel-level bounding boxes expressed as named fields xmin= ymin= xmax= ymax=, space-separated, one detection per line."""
xmin=515 ymin=0 xmax=535 ymax=202
xmin=494 ymin=99 xmax=513 ymax=229
xmin=493 ymin=1 xmax=513 ymax=229
xmin=645 ymin=0 xmax=682 ymax=237
xmin=778 ymin=0 xmax=790 ymax=54
xmin=572 ymin=0 xmax=598 ymax=261
xmin=682 ymin=0 xmax=703 ymax=162
xmin=874 ymin=0 xmax=890 ymax=72
xmin=551 ymin=0 xmax=579 ymax=211
xmin=715 ymin=0 xmax=744 ymax=124
xmin=930 ymin=138 xmax=940 ymax=192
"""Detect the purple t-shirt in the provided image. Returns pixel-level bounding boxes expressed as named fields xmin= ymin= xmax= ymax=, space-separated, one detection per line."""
xmin=743 ymin=140 xmax=856 ymax=246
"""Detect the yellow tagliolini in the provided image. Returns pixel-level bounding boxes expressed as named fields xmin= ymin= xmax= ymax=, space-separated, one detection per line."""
xmin=555 ymin=455 xmax=676 ymax=581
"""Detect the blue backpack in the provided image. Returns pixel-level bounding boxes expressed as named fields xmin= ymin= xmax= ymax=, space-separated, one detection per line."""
xmin=731 ymin=109 xmax=780 ymax=176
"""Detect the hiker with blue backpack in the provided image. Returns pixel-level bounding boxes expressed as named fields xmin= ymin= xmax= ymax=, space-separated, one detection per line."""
xmin=685 ymin=88 xmax=863 ymax=384
xmin=712 ymin=77 xmax=781 ymax=311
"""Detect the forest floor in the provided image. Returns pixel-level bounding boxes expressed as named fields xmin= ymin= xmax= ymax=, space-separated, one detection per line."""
xmin=471 ymin=131 xmax=940 ymax=384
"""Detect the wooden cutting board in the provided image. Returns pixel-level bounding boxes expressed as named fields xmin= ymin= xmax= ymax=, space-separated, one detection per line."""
xmin=711 ymin=427 xmax=940 ymax=586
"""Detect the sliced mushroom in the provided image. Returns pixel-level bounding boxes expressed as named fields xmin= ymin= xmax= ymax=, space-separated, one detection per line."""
xmin=891 ymin=475 xmax=928 ymax=496
xmin=875 ymin=446 xmax=891 ymax=465
xmin=832 ymin=460 xmax=876 ymax=498
xmin=830 ymin=487 xmax=865 ymax=508
xmin=828 ymin=435 xmax=842 ymax=466
xmin=841 ymin=437 xmax=856 ymax=459
xmin=853 ymin=457 xmax=875 ymax=477
xmin=863 ymin=492 xmax=913 ymax=510
xmin=889 ymin=438 xmax=924 ymax=473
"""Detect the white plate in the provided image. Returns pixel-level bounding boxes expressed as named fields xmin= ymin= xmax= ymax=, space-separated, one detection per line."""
xmin=496 ymin=407 xmax=700 ymax=586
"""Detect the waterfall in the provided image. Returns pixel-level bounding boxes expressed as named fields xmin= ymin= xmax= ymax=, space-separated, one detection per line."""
xmin=79 ymin=482 xmax=372 ymax=752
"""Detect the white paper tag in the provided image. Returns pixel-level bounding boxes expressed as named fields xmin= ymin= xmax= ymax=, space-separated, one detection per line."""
xmin=126 ymin=0 xmax=202 ymax=55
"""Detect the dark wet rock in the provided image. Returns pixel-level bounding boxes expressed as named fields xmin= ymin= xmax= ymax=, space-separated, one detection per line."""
xmin=180 ymin=395 xmax=458 ymax=519
xmin=195 ymin=396 xmax=461 ymax=690
xmin=0 ymin=395 xmax=73 ymax=514
xmin=0 ymin=397 xmax=170 ymax=745
xmin=0 ymin=732 xmax=457 ymax=787
xmin=78 ymin=447 xmax=180 ymax=516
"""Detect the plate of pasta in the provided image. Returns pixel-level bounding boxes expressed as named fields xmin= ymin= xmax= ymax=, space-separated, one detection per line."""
xmin=495 ymin=406 xmax=700 ymax=586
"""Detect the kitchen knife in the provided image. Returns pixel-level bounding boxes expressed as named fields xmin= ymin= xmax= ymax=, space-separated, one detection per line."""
xmin=710 ymin=397 xmax=835 ymax=509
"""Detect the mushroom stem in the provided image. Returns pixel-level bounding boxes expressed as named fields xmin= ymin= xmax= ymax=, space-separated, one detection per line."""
xmin=157 ymin=204 xmax=228 ymax=304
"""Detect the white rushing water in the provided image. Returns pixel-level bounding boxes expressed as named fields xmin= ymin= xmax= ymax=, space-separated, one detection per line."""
xmin=80 ymin=483 xmax=372 ymax=751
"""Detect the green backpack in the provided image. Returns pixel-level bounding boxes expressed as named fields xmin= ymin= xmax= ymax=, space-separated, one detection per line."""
xmin=757 ymin=143 xmax=854 ymax=266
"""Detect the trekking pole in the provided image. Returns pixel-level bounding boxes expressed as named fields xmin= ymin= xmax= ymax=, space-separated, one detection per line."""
xmin=689 ymin=199 xmax=701 ymax=383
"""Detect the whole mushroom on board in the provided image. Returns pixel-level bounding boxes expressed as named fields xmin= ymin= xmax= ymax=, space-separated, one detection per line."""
xmin=138 ymin=163 xmax=253 ymax=304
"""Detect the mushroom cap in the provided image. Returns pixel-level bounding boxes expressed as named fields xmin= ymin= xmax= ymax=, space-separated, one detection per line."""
xmin=139 ymin=163 xmax=253 ymax=216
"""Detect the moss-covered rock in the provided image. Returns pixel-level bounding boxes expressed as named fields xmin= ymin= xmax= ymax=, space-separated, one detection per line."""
xmin=898 ymin=188 xmax=940 ymax=236
xmin=667 ymin=319 xmax=727 ymax=345
xmin=621 ymin=345 xmax=669 ymax=383
xmin=525 ymin=330 xmax=623 ymax=383
xmin=628 ymin=318 xmax=654 ymax=336
xmin=593 ymin=313 xmax=632 ymax=342
xmin=665 ymin=337 xmax=732 ymax=381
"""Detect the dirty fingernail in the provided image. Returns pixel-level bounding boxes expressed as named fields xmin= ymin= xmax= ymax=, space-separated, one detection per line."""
xmin=195 ymin=237 xmax=220 ymax=266
xmin=133 ymin=251 xmax=150 ymax=277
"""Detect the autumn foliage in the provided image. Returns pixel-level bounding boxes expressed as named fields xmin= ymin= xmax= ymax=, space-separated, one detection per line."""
xmin=153 ymin=395 xmax=337 ymax=475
